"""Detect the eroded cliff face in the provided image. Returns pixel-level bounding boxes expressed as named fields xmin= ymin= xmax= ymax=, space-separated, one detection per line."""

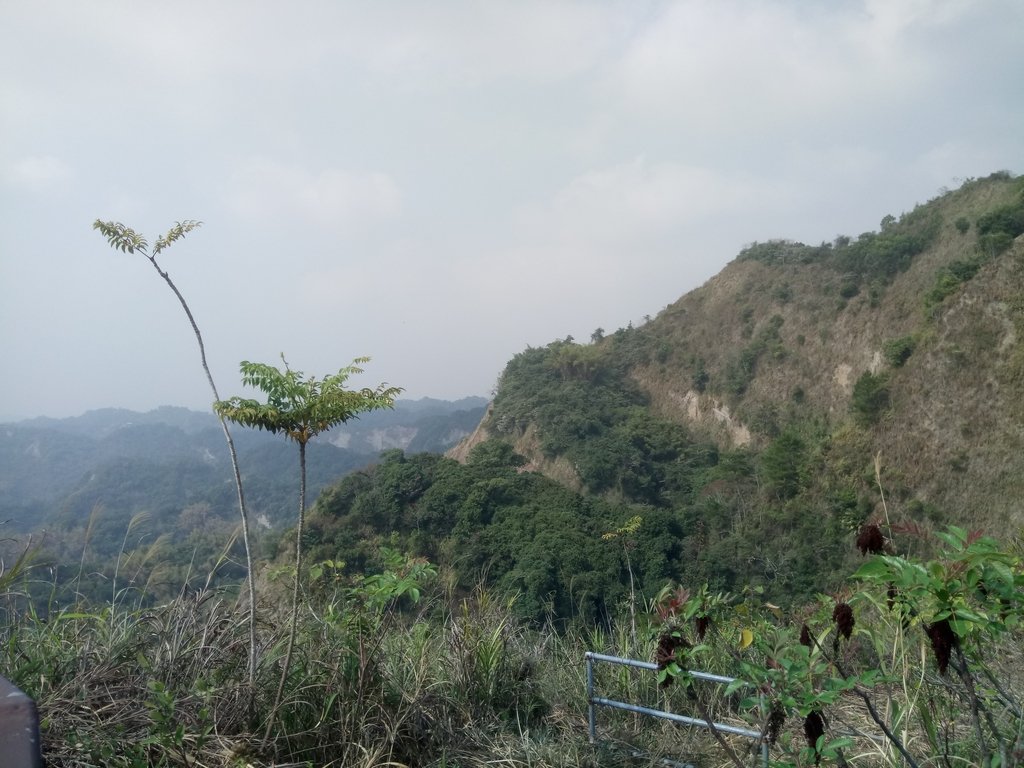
xmin=628 ymin=382 xmax=753 ymax=447
xmin=447 ymin=412 xmax=583 ymax=489
xmin=445 ymin=406 xmax=491 ymax=463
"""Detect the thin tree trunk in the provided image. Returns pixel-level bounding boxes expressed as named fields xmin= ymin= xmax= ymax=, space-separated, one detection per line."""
xmin=265 ymin=440 xmax=307 ymax=743
xmin=148 ymin=257 xmax=258 ymax=687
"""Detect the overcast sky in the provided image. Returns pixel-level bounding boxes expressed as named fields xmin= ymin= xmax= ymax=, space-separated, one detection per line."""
xmin=1 ymin=1 xmax=1021 ymax=421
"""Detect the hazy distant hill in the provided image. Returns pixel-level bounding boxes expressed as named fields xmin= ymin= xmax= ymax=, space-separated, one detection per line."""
xmin=326 ymin=397 xmax=488 ymax=453
xmin=0 ymin=397 xmax=486 ymax=537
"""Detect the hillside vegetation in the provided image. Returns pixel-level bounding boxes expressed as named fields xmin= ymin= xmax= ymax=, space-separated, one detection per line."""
xmin=3 ymin=172 xmax=1024 ymax=767
xmin=301 ymin=172 xmax=1024 ymax=612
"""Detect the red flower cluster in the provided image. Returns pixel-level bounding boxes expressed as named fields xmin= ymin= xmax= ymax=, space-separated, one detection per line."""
xmin=833 ymin=602 xmax=855 ymax=640
xmin=926 ymin=618 xmax=957 ymax=675
xmin=767 ymin=700 xmax=786 ymax=745
xmin=856 ymin=523 xmax=886 ymax=556
xmin=799 ymin=624 xmax=812 ymax=648
xmin=804 ymin=710 xmax=825 ymax=762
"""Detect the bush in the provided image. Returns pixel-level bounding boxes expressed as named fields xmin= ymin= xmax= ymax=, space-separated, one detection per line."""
xmin=850 ymin=371 xmax=890 ymax=425
xmin=924 ymin=258 xmax=981 ymax=310
xmin=882 ymin=336 xmax=916 ymax=367
xmin=975 ymin=191 xmax=1024 ymax=256
xmin=839 ymin=280 xmax=860 ymax=299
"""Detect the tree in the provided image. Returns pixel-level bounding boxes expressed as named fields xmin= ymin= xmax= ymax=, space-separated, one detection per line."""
xmin=214 ymin=357 xmax=401 ymax=739
xmin=92 ymin=219 xmax=260 ymax=688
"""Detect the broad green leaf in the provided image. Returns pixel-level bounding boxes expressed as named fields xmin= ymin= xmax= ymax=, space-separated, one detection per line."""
xmin=852 ymin=557 xmax=892 ymax=580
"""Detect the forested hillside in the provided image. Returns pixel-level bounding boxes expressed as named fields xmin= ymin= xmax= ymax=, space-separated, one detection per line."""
xmin=0 ymin=398 xmax=485 ymax=601
xmin=300 ymin=172 xmax=1024 ymax=615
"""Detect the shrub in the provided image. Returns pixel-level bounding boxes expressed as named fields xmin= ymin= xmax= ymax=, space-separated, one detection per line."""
xmin=655 ymin=525 xmax=1024 ymax=768
xmin=839 ymin=280 xmax=860 ymax=299
xmin=882 ymin=336 xmax=916 ymax=367
xmin=850 ymin=371 xmax=890 ymax=425
xmin=924 ymin=258 xmax=981 ymax=310
xmin=975 ymin=190 xmax=1024 ymax=257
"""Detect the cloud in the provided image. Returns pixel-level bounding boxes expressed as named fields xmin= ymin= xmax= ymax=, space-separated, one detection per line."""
xmin=418 ymin=158 xmax=790 ymax=353
xmin=604 ymin=0 xmax=960 ymax=138
xmin=323 ymin=1 xmax=624 ymax=87
xmin=863 ymin=0 xmax=976 ymax=36
xmin=550 ymin=158 xmax=773 ymax=241
xmin=4 ymin=155 xmax=73 ymax=191
xmin=225 ymin=158 xmax=401 ymax=230
xmin=0 ymin=0 xmax=1021 ymax=420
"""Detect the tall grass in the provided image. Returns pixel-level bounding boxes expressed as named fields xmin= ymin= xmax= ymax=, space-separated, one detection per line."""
xmin=3 ymin=521 xmax=1021 ymax=767
xmin=2 ymin=556 xmax=616 ymax=767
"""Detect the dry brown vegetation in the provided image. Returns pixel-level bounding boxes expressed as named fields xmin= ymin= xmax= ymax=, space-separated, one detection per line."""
xmin=568 ymin=173 xmax=1024 ymax=536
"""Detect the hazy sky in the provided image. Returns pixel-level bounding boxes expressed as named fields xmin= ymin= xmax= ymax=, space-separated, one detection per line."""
xmin=1 ymin=1 xmax=1021 ymax=421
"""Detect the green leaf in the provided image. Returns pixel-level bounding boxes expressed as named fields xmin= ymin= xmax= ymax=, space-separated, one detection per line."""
xmin=953 ymin=608 xmax=986 ymax=624
xmin=823 ymin=736 xmax=854 ymax=753
xmin=852 ymin=557 xmax=892 ymax=580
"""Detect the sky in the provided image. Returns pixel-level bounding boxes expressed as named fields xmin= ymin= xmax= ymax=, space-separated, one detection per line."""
xmin=1 ymin=0 xmax=1022 ymax=421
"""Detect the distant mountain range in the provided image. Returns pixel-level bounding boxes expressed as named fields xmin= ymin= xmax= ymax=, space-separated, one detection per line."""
xmin=0 ymin=397 xmax=487 ymax=539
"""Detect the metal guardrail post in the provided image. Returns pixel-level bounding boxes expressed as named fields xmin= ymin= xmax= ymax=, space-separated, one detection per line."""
xmin=759 ymin=692 xmax=769 ymax=767
xmin=586 ymin=652 xmax=597 ymax=743
xmin=0 ymin=675 xmax=43 ymax=767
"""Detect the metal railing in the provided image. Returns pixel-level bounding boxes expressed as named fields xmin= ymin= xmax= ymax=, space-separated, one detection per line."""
xmin=585 ymin=651 xmax=769 ymax=767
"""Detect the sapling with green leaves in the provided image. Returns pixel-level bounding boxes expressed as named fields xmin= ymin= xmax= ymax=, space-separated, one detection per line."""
xmin=214 ymin=356 xmax=400 ymax=740
xmin=602 ymin=514 xmax=643 ymax=651
xmin=92 ymin=219 xmax=259 ymax=687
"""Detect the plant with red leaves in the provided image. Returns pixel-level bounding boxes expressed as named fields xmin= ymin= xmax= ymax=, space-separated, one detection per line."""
xmin=654 ymin=585 xmax=691 ymax=623
xmin=654 ymin=628 xmax=691 ymax=688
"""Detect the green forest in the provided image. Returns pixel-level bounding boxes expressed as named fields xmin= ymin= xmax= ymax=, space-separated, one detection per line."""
xmin=3 ymin=173 xmax=1024 ymax=767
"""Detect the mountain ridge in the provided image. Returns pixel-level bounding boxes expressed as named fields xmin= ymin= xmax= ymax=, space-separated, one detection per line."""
xmin=459 ymin=171 xmax=1024 ymax=538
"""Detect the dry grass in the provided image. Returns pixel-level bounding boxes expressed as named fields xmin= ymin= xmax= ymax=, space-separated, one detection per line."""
xmin=6 ymin=577 xmax=1022 ymax=767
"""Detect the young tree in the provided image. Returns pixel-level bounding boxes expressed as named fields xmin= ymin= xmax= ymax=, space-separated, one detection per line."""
xmin=92 ymin=219 xmax=260 ymax=687
xmin=214 ymin=357 xmax=401 ymax=738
